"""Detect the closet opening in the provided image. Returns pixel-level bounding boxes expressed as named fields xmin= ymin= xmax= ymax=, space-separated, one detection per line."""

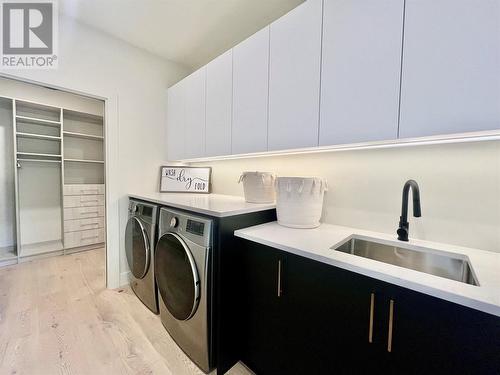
xmin=0 ymin=77 xmax=107 ymax=274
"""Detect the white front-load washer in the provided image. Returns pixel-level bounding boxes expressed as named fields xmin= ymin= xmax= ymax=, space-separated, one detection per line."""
xmin=125 ymin=199 xmax=159 ymax=314
xmin=155 ymin=207 xmax=214 ymax=373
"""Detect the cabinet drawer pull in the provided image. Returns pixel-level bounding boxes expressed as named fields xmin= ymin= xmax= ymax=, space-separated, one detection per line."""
xmin=81 ymin=189 xmax=99 ymax=194
xmin=81 ymin=211 xmax=99 ymax=215
xmin=82 ymin=235 xmax=99 ymax=240
xmin=388 ymin=299 xmax=394 ymax=352
xmin=369 ymin=293 xmax=375 ymax=343
xmin=277 ymin=259 xmax=282 ymax=297
xmin=81 ymin=223 xmax=99 ymax=229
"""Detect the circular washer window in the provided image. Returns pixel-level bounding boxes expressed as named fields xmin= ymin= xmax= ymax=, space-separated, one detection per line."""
xmin=125 ymin=217 xmax=150 ymax=279
xmin=155 ymin=233 xmax=200 ymax=321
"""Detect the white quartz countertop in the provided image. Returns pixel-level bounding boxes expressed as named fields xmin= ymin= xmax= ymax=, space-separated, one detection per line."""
xmin=235 ymin=222 xmax=500 ymax=317
xmin=129 ymin=192 xmax=275 ymax=217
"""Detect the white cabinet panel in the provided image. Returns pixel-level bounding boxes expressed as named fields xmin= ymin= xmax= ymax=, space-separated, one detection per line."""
xmin=184 ymin=67 xmax=207 ymax=159
xmin=63 ymin=206 xmax=105 ymax=220
xmin=166 ymin=81 xmax=185 ymax=160
xmin=64 ymin=228 xmax=105 ymax=249
xmin=232 ymin=27 xmax=270 ymax=154
xmin=63 ymin=184 xmax=104 ymax=196
xmin=63 ymin=195 xmax=104 ymax=208
xmin=268 ymin=0 xmax=323 ymax=151
xmin=206 ymin=50 xmax=232 ymax=157
xmin=64 ymin=217 xmax=104 ymax=233
xmin=319 ymin=0 xmax=403 ymax=145
xmin=399 ymin=0 xmax=500 ymax=138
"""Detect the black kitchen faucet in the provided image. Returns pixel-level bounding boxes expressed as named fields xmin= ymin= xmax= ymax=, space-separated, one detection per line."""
xmin=397 ymin=180 xmax=422 ymax=242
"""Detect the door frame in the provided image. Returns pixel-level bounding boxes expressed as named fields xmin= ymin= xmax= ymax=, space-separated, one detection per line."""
xmin=0 ymin=72 xmax=121 ymax=289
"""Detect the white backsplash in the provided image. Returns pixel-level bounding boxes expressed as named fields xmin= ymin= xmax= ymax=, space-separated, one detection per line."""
xmin=191 ymin=140 xmax=500 ymax=253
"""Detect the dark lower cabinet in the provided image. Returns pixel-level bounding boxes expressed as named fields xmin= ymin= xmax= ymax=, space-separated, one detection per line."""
xmin=231 ymin=240 xmax=500 ymax=375
xmin=387 ymin=286 xmax=500 ymax=375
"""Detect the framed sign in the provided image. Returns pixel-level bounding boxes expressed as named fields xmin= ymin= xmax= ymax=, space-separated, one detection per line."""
xmin=160 ymin=166 xmax=211 ymax=193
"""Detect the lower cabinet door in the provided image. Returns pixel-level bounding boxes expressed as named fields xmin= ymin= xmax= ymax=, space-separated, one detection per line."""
xmin=387 ymin=286 xmax=500 ymax=375
xmin=240 ymin=242 xmax=289 ymax=374
xmin=283 ymin=252 xmax=386 ymax=375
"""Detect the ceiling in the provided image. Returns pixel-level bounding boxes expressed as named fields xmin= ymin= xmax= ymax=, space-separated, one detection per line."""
xmin=60 ymin=0 xmax=303 ymax=70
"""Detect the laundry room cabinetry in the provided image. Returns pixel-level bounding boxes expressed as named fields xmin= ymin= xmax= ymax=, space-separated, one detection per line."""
xmin=0 ymin=95 xmax=106 ymax=265
xmin=166 ymin=80 xmax=186 ymax=160
xmin=184 ymin=67 xmax=207 ymax=159
xmin=225 ymin=240 xmax=500 ymax=375
xmin=166 ymin=0 xmax=500 ymax=161
xmin=267 ymin=0 xmax=323 ymax=151
xmin=205 ymin=50 xmax=233 ymax=157
xmin=231 ymin=27 xmax=270 ymax=154
xmin=399 ymin=0 xmax=500 ymax=138
xmin=319 ymin=0 xmax=404 ymax=145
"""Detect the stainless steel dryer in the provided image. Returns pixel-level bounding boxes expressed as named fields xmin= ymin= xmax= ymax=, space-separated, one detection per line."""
xmin=125 ymin=199 xmax=159 ymax=314
xmin=155 ymin=207 xmax=214 ymax=373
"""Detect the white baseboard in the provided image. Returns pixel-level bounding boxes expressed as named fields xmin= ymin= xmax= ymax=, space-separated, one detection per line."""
xmin=119 ymin=271 xmax=131 ymax=287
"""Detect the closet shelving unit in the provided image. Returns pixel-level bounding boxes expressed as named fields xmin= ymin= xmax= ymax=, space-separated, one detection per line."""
xmin=5 ymin=98 xmax=106 ymax=264
xmin=14 ymin=100 xmax=64 ymax=258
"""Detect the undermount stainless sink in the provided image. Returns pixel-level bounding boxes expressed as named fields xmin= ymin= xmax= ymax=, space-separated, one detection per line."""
xmin=333 ymin=237 xmax=479 ymax=286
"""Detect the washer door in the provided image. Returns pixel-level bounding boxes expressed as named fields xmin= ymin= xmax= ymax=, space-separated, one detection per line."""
xmin=155 ymin=232 xmax=200 ymax=321
xmin=125 ymin=217 xmax=150 ymax=279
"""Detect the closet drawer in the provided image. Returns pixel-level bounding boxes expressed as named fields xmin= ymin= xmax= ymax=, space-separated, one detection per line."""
xmin=64 ymin=194 xmax=105 ymax=208
xmin=64 ymin=217 xmax=105 ymax=233
xmin=64 ymin=228 xmax=105 ymax=249
xmin=64 ymin=206 xmax=105 ymax=220
xmin=64 ymin=184 xmax=105 ymax=196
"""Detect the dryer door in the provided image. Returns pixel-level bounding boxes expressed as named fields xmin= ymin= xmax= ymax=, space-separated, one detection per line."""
xmin=125 ymin=216 xmax=150 ymax=279
xmin=155 ymin=232 xmax=200 ymax=321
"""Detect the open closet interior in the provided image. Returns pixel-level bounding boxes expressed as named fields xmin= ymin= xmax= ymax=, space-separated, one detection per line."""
xmin=0 ymin=78 xmax=106 ymax=265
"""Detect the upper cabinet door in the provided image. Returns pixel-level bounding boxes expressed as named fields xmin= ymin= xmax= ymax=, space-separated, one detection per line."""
xmin=184 ymin=67 xmax=207 ymax=159
xmin=167 ymin=80 xmax=185 ymax=161
xmin=268 ymin=0 xmax=323 ymax=151
xmin=232 ymin=27 xmax=270 ymax=154
xmin=319 ymin=0 xmax=404 ymax=146
xmin=206 ymin=50 xmax=233 ymax=157
xmin=399 ymin=0 xmax=500 ymax=138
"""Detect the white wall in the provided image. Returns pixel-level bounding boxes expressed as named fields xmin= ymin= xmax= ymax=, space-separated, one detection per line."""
xmin=1 ymin=16 xmax=189 ymax=287
xmin=0 ymin=98 xmax=15 ymax=249
xmin=192 ymin=141 xmax=500 ymax=253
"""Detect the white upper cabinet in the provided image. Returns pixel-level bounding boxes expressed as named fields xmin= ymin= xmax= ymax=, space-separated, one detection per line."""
xmin=232 ymin=27 xmax=270 ymax=154
xmin=399 ymin=0 xmax=500 ymax=138
xmin=267 ymin=0 xmax=323 ymax=151
xmin=206 ymin=50 xmax=233 ymax=157
xmin=319 ymin=0 xmax=404 ymax=145
xmin=184 ymin=67 xmax=207 ymax=159
xmin=166 ymin=80 xmax=185 ymax=161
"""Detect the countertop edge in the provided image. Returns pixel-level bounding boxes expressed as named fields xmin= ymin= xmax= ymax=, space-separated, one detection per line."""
xmin=129 ymin=193 xmax=275 ymax=218
xmin=234 ymin=229 xmax=500 ymax=318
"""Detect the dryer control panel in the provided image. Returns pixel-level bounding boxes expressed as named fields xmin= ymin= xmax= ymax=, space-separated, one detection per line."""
xmin=186 ymin=219 xmax=205 ymax=236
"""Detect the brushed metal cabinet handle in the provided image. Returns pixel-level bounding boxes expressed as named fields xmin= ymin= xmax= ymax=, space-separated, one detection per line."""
xmin=388 ymin=299 xmax=395 ymax=352
xmin=369 ymin=293 xmax=375 ymax=343
xmin=277 ymin=259 xmax=282 ymax=297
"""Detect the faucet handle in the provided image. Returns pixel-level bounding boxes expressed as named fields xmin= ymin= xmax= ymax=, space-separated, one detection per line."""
xmin=397 ymin=221 xmax=409 ymax=242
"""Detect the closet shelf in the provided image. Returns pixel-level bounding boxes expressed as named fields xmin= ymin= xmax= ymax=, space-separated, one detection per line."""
xmin=64 ymin=158 xmax=105 ymax=164
xmin=16 ymin=115 xmax=61 ymax=127
xmin=16 ymin=132 xmax=61 ymax=141
xmin=17 ymin=158 xmax=61 ymax=164
xmin=17 ymin=152 xmax=62 ymax=158
xmin=63 ymin=109 xmax=103 ymax=125
xmin=63 ymin=131 xmax=104 ymax=140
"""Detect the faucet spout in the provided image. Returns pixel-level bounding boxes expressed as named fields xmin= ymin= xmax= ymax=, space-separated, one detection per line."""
xmin=397 ymin=180 xmax=422 ymax=241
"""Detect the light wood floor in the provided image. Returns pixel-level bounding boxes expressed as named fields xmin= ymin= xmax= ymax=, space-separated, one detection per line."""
xmin=0 ymin=248 xmax=251 ymax=375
